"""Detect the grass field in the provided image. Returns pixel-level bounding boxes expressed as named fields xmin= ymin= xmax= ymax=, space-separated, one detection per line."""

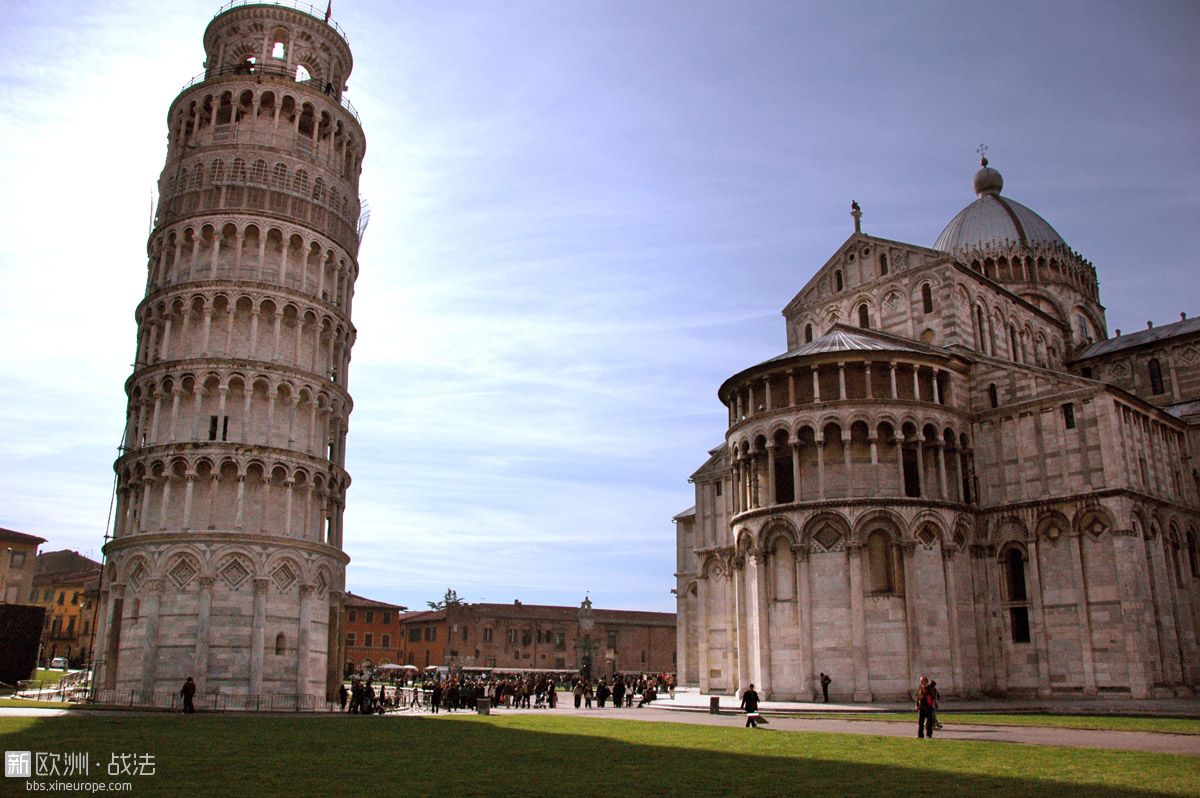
xmin=1 ymin=713 xmax=1198 ymax=797
xmin=780 ymin=712 xmax=1200 ymax=735
xmin=31 ymin=668 xmax=72 ymax=685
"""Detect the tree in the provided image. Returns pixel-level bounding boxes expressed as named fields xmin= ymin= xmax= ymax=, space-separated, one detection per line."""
xmin=427 ymin=588 xmax=463 ymax=610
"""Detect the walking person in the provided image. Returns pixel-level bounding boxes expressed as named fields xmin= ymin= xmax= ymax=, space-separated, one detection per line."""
xmin=929 ymin=680 xmax=943 ymax=730
xmin=573 ymin=680 xmax=584 ymax=709
xmin=338 ymin=683 xmax=348 ymax=711
xmin=916 ymin=675 xmax=935 ymax=738
xmin=819 ymin=672 xmax=831 ymax=703
xmin=180 ymin=677 xmax=196 ymax=714
xmin=740 ymin=683 xmax=761 ymax=728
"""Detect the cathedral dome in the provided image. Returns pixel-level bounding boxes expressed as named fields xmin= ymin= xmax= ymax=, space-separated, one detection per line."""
xmin=934 ymin=158 xmax=1067 ymax=254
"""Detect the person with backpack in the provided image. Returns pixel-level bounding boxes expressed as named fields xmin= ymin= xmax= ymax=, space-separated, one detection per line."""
xmin=916 ymin=675 xmax=935 ymax=738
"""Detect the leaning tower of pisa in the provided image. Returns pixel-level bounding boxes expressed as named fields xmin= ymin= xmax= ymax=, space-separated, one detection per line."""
xmin=94 ymin=2 xmax=365 ymax=705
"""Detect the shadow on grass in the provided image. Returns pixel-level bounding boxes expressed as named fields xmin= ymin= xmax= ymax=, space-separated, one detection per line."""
xmin=1 ymin=713 xmax=1197 ymax=797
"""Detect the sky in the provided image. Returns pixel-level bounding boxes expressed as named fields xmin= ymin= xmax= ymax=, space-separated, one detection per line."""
xmin=0 ymin=0 xmax=1197 ymax=614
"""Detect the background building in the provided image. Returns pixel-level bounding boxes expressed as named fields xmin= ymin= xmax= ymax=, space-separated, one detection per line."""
xmin=32 ymin=550 xmax=101 ymax=667
xmin=95 ymin=2 xmax=366 ymax=704
xmin=0 ymin=527 xmax=45 ymax=605
xmin=676 ymin=159 xmax=1200 ymax=701
xmin=395 ymin=609 xmax=446 ymax=671
xmin=397 ymin=598 xmax=675 ymax=677
xmin=342 ymin=592 xmax=404 ymax=675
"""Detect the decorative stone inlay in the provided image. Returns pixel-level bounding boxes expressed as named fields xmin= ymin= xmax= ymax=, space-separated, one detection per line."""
xmin=315 ymin=570 xmax=329 ymax=597
xmin=917 ymin=526 xmax=938 ymax=549
xmin=128 ymin=561 xmax=147 ymax=591
xmin=220 ymin=557 xmax=252 ymax=589
xmin=1179 ymin=345 xmax=1200 ymax=366
xmin=168 ymin=558 xmax=198 ymax=589
xmin=812 ymin=525 xmax=843 ymax=552
xmin=271 ymin=562 xmax=298 ymax=592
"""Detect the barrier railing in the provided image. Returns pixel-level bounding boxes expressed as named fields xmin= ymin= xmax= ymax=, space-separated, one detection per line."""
xmin=212 ymin=0 xmax=349 ymax=44
xmin=177 ymin=63 xmax=360 ymax=125
xmin=89 ymin=687 xmax=338 ymax=712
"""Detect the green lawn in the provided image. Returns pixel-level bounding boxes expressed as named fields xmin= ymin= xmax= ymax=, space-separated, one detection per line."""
xmin=1 ymin=714 xmax=1197 ymax=797
xmin=781 ymin=711 xmax=1200 ymax=735
xmin=31 ymin=668 xmax=72 ymax=685
xmin=0 ymin=698 xmax=77 ymax=709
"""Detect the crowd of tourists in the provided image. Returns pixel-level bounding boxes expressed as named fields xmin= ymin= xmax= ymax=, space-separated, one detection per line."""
xmin=337 ymin=672 xmax=676 ymax=715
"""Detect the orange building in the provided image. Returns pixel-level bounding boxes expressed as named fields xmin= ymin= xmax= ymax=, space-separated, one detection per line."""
xmin=401 ymin=598 xmax=676 ymax=677
xmin=397 ymin=609 xmax=447 ymax=670
xmin=342 ymin=592 xmax=406 ymax=676
xmin=1 ymin=527 xmax=45 ymax=605
xmin=32 ymin=551 xmax=102 ymax=667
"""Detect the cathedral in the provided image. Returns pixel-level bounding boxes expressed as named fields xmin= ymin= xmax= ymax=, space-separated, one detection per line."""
xmin=674 ymin=158 xmax=1200 ymax=701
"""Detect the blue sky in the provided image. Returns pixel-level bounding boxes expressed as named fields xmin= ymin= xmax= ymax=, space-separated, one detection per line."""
xmin=0 ymin=0 xmax=1197 ymax=612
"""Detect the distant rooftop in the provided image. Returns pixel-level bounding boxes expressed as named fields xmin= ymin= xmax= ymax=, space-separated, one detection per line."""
xmin=0 ymin=527 xmax=46 ymax=546
xmin=1075 ymin=314 xmax=1200 ymax=359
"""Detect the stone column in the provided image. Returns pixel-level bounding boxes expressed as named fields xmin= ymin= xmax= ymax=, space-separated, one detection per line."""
xmin=1025 ymin=538 xmax=1053 ymax=696
xmin=250 ymin=577 xmax=269 ymax=695
xmin=1112 ymin=528 xmax=1153 ymax=698
xmin=901 ymin=542 xmax=921 ymax=689
xmin=297 ymin=583 xmax=314 ymax=697
xmin=1067 ymin=531 xmax=1098 ymax=695
xmin=724 ymin=567 xmax=738 ymax=695
xmin=194 ymin=576 xmax=215 ymax=695
xmin=206 ymin=473 xmax=220 ymax=530
xmin=847 ymin=543 xmax=872 ymax=701
xmin=733 ymin=558 xmax=749 ymax=691
xmin=795 ymin=545 xmax=815 ymax=700
xmin=837 ymin=362 xmax=847 ymax=400
xmin=935 ymin=442 xmax=948 ymax=499
xmin=750 ymin=550 xmax=771 ymax=696
xmin=787 ymin=370 xmax=796 ymax=406
xmin=326 ymin=589 xmax=344 ymax=701
xmin=765 ymin=445 xmax=777 ymax=506
xmin=181 ymin=473 xmax=196 ymax=530
xmin=696 ymin=574 xmax=709 ymax=693
xmin=811 ymin=367 xmax=820 ymax=402
xmin=140 ymin=579 xmax=164 ymax=692
xmin=791 ymin=443 xmax=802 ymax=502
xmin=941 ymin=546 xmax=963 ymax=695
xmin=283 ymin=478 xmax=296 ymax=536
xmin=864 ymin=363 xmax=873 ymax=399
xmin=816 ymin=440 xmax=826 ymax=500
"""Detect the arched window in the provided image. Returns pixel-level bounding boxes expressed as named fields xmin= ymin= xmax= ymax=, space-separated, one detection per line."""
xmin=275 ymin=633 xmax=286 ymax=655
xmin=1002 ymin=546 xmax=1031 ymax=643
xmin=921 ymin=284 xmax=933 ymax=314
xmin=251 ymin=159 xmax=268 ymax=184
xmin=1005 ymin=547 xmax=1027 ymax=601
xmin=987 ymin=383 xmax=998 ymax=408
xmin=834 ymin=270 xmax=843 ymax=291
xmin=866 ymin=530 xmax=894 ymax=593
xmin=1149 ymin=358 xmax=1164 ymax=395
xmin=1187 ymin=532 xmax=1199 ymax=577
xmin=1009 ymin=326 xmax=1020 ymax=362
xmin=804 ymin=324 xmax=813 ymax=343
xmin=975 ymin=306 xmax=988 ymax=354
xmin=857 ymin=304 xmax=869 ymax=329
xmin=879 ymin=253 xmax=888 ymax=276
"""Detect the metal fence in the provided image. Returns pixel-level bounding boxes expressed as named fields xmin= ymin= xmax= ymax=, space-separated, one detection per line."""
xmin=176 ymin=63 xmax=361 ymax=124
xmin=89 ymin=687 xmax=338 ymax=712
xmin=212 ymin=0 xmax=350 ymax=43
